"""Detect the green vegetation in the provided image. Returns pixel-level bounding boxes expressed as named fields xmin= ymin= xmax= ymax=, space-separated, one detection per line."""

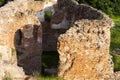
xmin=34 ymin=72 xmax=62 ymax=80
xmin=11 ymin=48 xmax=16 ymax=56
xmin=40 ymin=0 xmax=120 ymax=77
xmin=0 ymin=0 xmax=7 ymax=7
xmin=35 ymin=76 xmax=61 ymax=80
xmin=111 ymin=52 xmax=120 ymax=71
xmin=3 ymin=76 xmax=13 ymax=80
xmin=110 ymin=16 xmax=120 ymax=71
xmin=76 ymin=0 xmax=120 ymax=16
xmin=0 ymin=0 xmax=120 ymax=78
xmin=112 ymin=0 xmax=120 ymax=16
xmin=44 ymin=11 xmax=52 ymax=22
xmin=76 ymin=0 xmax=120 ymax=72
xmin=110 ymin=16 xmax=120 ymax=50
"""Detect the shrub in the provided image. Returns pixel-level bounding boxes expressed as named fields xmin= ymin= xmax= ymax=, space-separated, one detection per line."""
xmin=112 ymin=0 xmax=120 ymax=16
xmin=44 ymin=11 xmax=52 ymax=22
xmin=0 ymin=0 xmax=7 ymax=7
xmin=76 ymin=0 xmax=120 ymax=16
xmin=110 ymin=52 xmax=120 ymax=71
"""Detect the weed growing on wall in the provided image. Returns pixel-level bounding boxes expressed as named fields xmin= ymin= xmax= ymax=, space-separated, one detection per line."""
xmin=0 ymin=0 xmax=7 ymax=7
xmin=3 ymin=76 xmax=13 ymax=80
xmin=44 ymin=11 xmax=52 ymax=22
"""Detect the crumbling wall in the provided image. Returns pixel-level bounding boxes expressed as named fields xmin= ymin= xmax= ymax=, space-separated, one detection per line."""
xmin=41 ymin=0 xmax=105 ymax=51
xmin=57 ymin=0 xmax=114 ymax=79
xmin=0 ymin=0 xmax=116 ymax=79
xmin=0 ymin=0 xmax=44 ymax=79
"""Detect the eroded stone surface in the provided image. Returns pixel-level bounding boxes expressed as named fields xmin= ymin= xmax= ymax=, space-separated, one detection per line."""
xmin=0 ymin=0 xmax=117 ymax=79
xmin=0 ymin=0 xmax=44 ymax=78
xmin=0 ymin=61 xmax=26 ymax=80
xmin=58 ymin=21 xmax=114 ymax=79
xmin=57 ymin=1 xmax=114 ymax=79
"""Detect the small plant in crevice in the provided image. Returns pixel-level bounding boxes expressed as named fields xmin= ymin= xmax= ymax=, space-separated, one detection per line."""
xmin=0 ymin=0 xmax=7 ymax=7
xmin=0 ymin=53 xmax=2 ymax=59
xmin=11 ymin=48 xmax=16 ymax=56
xmin=15 ymin=12 xmax=24 ymax=18
xmin=3 ymin=75 xmax=13 ymax=80
xmin=3 ymin=77 xmax=12 ymax=80
xmin=44 ymin=11 xmax=52 ymax=23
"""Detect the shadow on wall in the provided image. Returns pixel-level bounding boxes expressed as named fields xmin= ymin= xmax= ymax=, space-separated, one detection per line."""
xmin=14 ymin=24 xmax=42 ymax=75
xmin=37 ymin=2 xmax=103 ymax=51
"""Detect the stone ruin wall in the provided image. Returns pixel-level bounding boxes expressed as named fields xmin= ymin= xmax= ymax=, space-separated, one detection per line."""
xmin=57 ymin=0 xmax=115 ymax=79
xmin=0 ymin=0 xmax=53 ymax=79
xmin=40 ymin=0 xmax=108 ymax=51
xmin=58 ymin=17 xmax=114 ymax=79
xmin=0 ymin=0 xmax=116 ymax=79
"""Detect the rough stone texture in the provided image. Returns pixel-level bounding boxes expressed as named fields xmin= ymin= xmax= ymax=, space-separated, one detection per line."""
xmin=0 ymin=0 xmax=45 ymax=78
xmin=57 ymin=1 xmax=114 ymax=80
xmin=58 ymin=20 xmax=114 ymax=80
xmin=0 ymin=61 xmax=26 ymax=80
xmin=41 ymin=0 xmax=77 ymax=51
xmin=0 ymin=0 xmax=119 ymax=79
xmin=42 ymin=0 xmax=105 ymax=51
xmin=0 ymin=0 xmax=58 ymax=78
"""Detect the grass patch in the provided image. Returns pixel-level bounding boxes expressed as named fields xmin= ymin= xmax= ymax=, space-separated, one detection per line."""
xmin=35 ymin=75 xmax=61 ymax=80
xmin=111 ymin=16 xmax=120 ymax=22
xmin=34 ymin=72 xmax=62 ymax=80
